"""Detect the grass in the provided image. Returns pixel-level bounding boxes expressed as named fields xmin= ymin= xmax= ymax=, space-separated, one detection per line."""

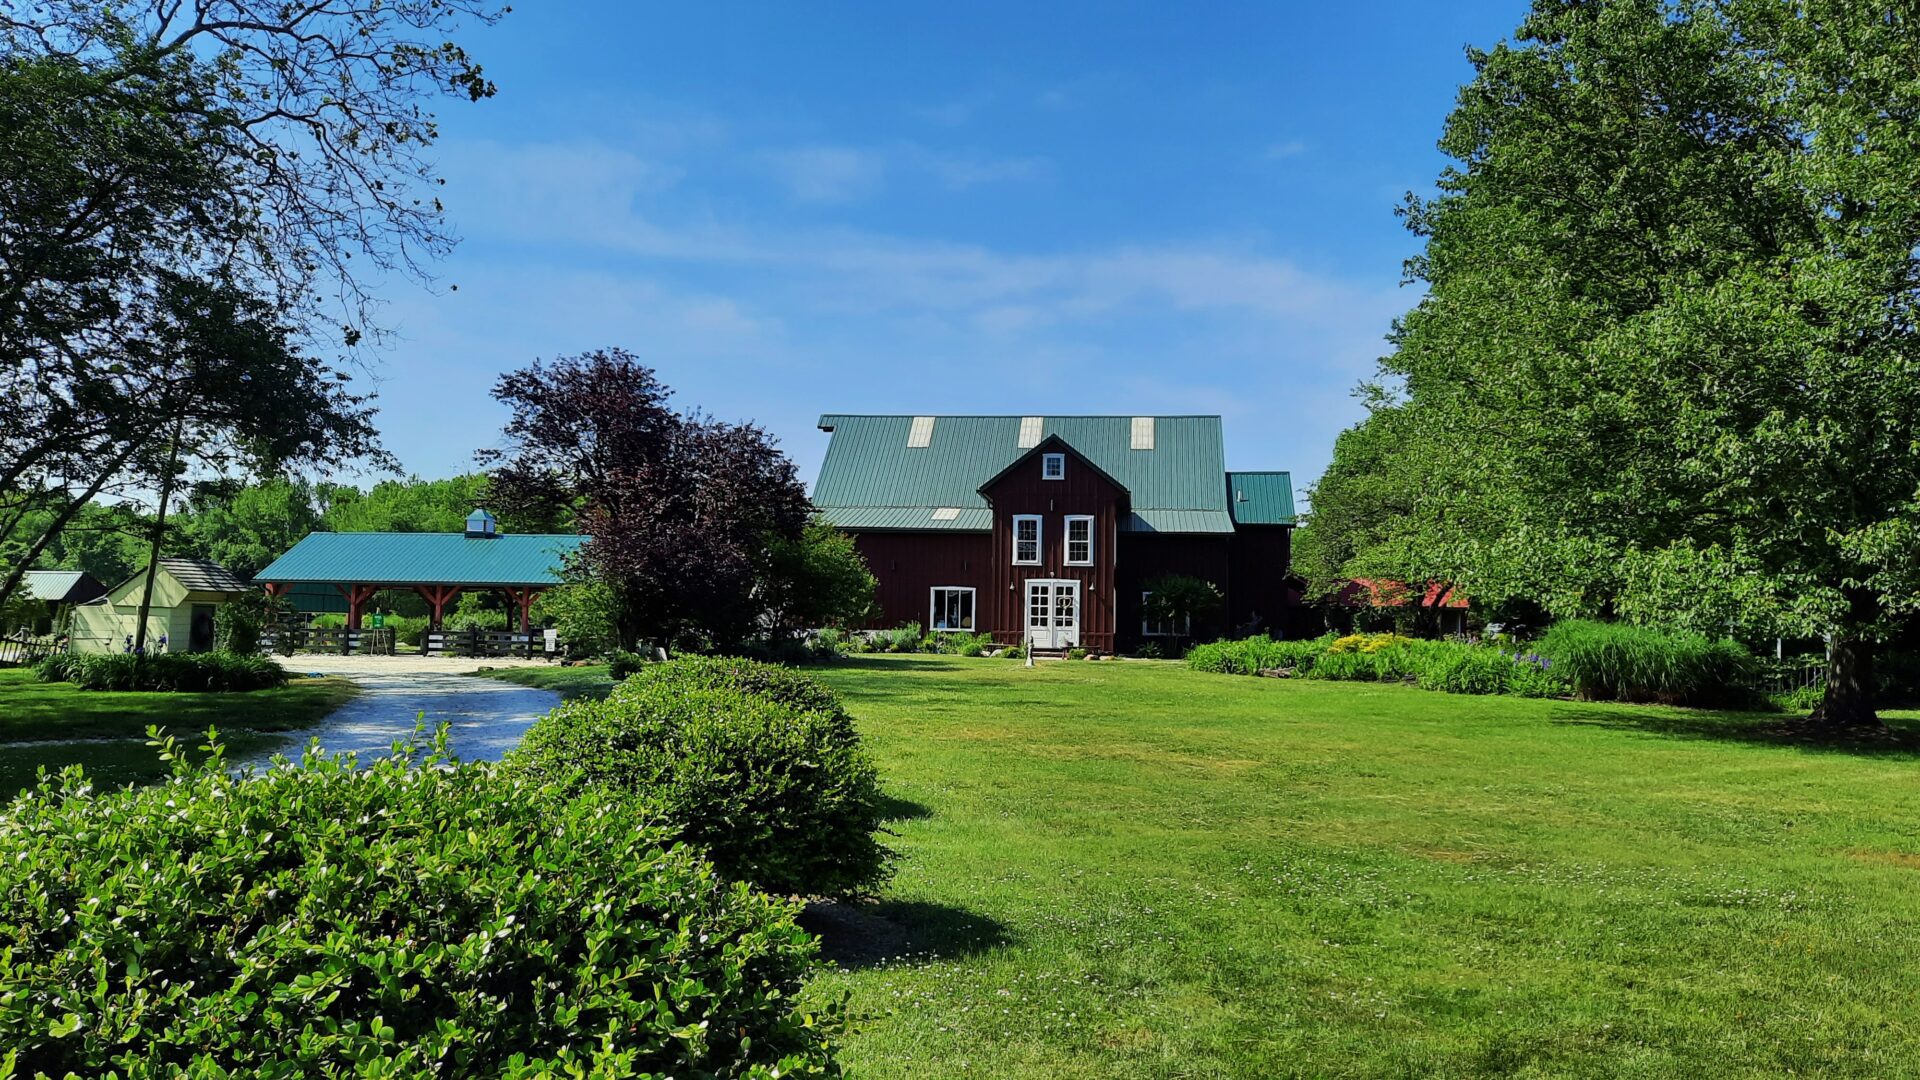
xmin=517 ymin=655 xmax=1920 ymax=1076
xmin=0 ymin=667 xmax=358 ymax=795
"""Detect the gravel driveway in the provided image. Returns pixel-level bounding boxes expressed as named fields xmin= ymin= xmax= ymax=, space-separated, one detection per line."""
xmin=244 ymin=654 xmax=564 ymax=769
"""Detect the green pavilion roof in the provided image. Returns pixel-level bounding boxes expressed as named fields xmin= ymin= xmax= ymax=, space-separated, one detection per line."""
xmin=255 ymin=532 xmax=585 ymax=587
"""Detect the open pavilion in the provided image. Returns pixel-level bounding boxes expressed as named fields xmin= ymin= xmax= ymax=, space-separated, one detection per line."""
xmin=254 ymin=511 xmax=586 ymax=632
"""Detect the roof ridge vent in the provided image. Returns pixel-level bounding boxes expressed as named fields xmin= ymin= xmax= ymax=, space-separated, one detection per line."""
xmin=907 ymin=416 xmax=936 ymax=448
xmin=1017 ymin=416 xmax=1043 ymax=448
xmin=1130 ymin=416 xmax=1155 ymax=450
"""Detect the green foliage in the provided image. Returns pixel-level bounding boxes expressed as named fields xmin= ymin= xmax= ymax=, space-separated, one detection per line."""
xmin=0 ymin=731 xmax=839 ymax=1076
xmin=1309 ymin=0 xmax=1920 ymax=724
xmin=1066 ymin=647 xmax=1089 ymax=661
xmin=212 ymin=590 xmax=285 ymax=654
xmin=1186 ymin=634 xmax=1332 ymax=675
xmin=859 ymin=623 xmax=922 ymax=654
xmin=607 ymin=649 xmax=648 ymax=680
xmin=530 ymin=581 xmax=619 ymax=658
xmin=1190 ymin=633 xmax=1572 ymax=700
xmin=999 ymin=643 xmax=1026 ymax=659
xmin=514 ymin=657 xmax=890 ymax=898
xmin=1770 ymin=683 xmax=1827 ymax=713
xmin=1131 ymin=641 xmax=1164 ymax=660
xmin=763 ymin=521 xmax=880 ymax=635
xmin=36 ymin=652 xmax=287 ymax=692
xmin=177 ymin=478 xmax=321 ymax=580
xmin=1141 ymin=575 xmax=1224 ymax=643
xmin=1537 ymin=620 xmax=1757 ymax=708
xmin=317 ymin=474 xmax=500 ymax=534
xmin=443 ymin=590 xmax=509 ymax=632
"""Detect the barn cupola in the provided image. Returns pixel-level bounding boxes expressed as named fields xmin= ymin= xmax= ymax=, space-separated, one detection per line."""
xmin=464 ymin=508 xmax=499 ymax=539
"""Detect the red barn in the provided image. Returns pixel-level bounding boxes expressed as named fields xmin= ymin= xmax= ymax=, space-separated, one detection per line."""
xmin=811 ymin=414 xmax=1296 ymax=653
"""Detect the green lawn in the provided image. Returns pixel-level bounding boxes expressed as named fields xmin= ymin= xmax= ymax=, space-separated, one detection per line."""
xmin=502 ymin=656 xmax=1920 ymax=1076
xmin=0 ymin=668 xmax=358 ymax=794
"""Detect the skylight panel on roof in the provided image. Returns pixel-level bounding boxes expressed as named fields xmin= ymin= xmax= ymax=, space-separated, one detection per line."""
xmin=931 ymin=507 xmax=961 ymax=521
xmin=907 ymin=416 xmax=936 ymax=447
xmin=1017 ymin=416 xmax=1043 ymax=448
xmin=1131 ymin=416 xmax=1155 ymax=450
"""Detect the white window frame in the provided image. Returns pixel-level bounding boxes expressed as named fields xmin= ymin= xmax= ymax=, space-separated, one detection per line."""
xmin=1064 ymin=515 xmax=1095 ymax=566
xmin=1012 ymin=515 xmax=1043 ymax=565
xmin=928 ymin=586 xmax=977 ymax=632
xmin=1041 ymin=452 xmax=1066 ymax=481
xmin=1141 ymin=590 xmax=1191 ymax=638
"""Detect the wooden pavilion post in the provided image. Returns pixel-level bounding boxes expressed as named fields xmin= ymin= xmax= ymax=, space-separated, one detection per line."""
xmin=336 ymin=583 xmax=378 ymax=629
xmin=414 ymin=584 xmax=461 ymax=630
xmin=502 ymin=587 xmax=543 ymax=634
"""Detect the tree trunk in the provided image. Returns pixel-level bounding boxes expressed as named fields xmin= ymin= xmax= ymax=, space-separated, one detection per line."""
xmin=1809 ymin=634 xmax=1878 ymax=728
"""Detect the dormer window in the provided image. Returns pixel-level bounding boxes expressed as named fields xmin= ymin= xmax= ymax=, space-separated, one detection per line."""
xmin=1042 ymin=453 xmax=1066 ymax=481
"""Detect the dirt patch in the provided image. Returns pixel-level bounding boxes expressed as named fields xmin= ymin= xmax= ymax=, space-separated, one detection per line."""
xmin=1848 ymin=850 xmax=1920 ymax=870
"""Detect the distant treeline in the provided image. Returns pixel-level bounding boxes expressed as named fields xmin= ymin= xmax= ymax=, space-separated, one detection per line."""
xmin=13 ymin=475 xmax=531 ymax=585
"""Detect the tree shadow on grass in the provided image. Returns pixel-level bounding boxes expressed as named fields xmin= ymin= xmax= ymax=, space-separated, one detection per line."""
xmin=876 ymin=794 xmax=932 ymax=822
xmin=1546 ymin=702 xmax=1920 ymax=758
xmin=800 ymin=898 xmax=1011 ymax=970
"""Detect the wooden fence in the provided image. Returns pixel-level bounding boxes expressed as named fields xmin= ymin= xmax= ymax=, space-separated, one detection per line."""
xmin=260 ymin=626 xmax=397 ymax=656
xmin=0 ymin=633 xmax=61 ymax=667
xmin=425 ymin=628 xmax=552 ymax=659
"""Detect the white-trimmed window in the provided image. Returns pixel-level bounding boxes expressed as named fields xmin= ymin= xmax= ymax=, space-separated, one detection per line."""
xmin=1064 ymin=515 xmax=1094 ymax=565
xmin=1042 ymin=452 xmax=1066 ymax=480
xmin=929 ymin=587 xmax=976 ymax=631
xmin=1013 ymin=515 xmax=1042 ymax=564
xmin=1141 ymin=591 xmax=1190 ymax=638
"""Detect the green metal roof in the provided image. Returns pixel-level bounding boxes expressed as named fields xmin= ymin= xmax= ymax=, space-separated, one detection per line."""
xmin=815 ymin=506 xmax=995 ymax=531
xmin=813 ymin=415 xmax=1235 ymax=532
xmin=255 ymin=532 xmax=585 ymax=586
xmin=1226 ymin=471 xmax=1297 ymax=525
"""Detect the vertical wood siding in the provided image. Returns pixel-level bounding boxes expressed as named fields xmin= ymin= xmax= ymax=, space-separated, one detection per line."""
xmin=980 ymin=443 xmax=1123 ymax=652
xmin=849 ymin=532 xmax=993 ymax=631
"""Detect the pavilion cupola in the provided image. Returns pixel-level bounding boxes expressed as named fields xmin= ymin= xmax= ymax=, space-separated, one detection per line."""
xmin=464 ymin=508 xmax=499 ymax=539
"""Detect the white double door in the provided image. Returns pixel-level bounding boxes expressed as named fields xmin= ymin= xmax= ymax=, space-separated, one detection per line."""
xmin=1025 ymin=579 xmax=1081 ymax=649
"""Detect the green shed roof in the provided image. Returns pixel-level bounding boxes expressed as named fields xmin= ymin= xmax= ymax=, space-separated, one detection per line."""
xmin=1226 ymin=471 xmax=1297 ymax=525
xmin=255 ymin=532 xmax=585 ymax=587
xmin=813 ymin=415 xmax=1238 ymax=533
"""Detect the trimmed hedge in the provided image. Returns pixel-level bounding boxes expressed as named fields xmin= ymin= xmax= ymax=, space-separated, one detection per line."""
xmin=0 ymin=733 xmax=839 ymax=1076
xmin=34 ymin=651 xmax=287 ymax=692
xmin=1186 ymin=634 xmax=1334 ymax=675
xmin=1536 ymin=619 xmax=1758 ymax=707
xmin=514 ymin=656 xmax=890 ymax=899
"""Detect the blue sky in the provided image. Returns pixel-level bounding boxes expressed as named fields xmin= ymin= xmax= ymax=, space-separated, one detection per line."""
xmin=365 ymin=1 xmax=1528 ymax=497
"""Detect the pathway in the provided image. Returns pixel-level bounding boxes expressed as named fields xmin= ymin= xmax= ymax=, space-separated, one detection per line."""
xmin=242 ymin=655 xmax=563 ymax=768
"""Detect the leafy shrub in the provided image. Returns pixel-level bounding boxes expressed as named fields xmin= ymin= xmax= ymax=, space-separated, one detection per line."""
xmin=1000 ymin=643 xmax=1025 ymax=659
xmin=608 ymin=648 xmax=648 ymax=680
xmin=37 ymin=651 xmax=287 ymax=692
xmin=1133 ymin=641 xmax=1164 ymax=660
xmin=813 ymin=627 xmax=851 ymax=654
xmin=531 ymin=581 xmax=620 ymax=658
xmin=1305 ymin=649 xmax=1381 ymax=681
xmin=514 ymin=657 xmax=890 ymax=898
xmin=1066 ymin=647 xmax=1089 ymax=660
xmin=0 ymin=733 xmax=839 ymax=1077
xmin=1770 ymin=682 xmax=1826 ymax=712
xmin=1413 ymin=644 xmax=1516 ymax=695
xmin=875 ymin=622 xmax=922 ymax=653
xmin=309 ymin=612 xmax=346 ymax=629
xmin=1537 ymin=619 xmax=1757 ymax=706
xmin=382 ymin=613 xmax=430 ymax=647
xmin=922 ymin=631 xmax=993 ymax=656
xmin=1187 ymin=634 xmax=1333 ymax=675
xmin=31 ymin=653 xmax=80 ymax=684
xmin=1328 ymin=632 xmax=1416 ymax=655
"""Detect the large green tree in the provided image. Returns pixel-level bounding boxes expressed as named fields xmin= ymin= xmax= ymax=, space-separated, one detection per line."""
xmin=1325 ymin=0 xmax=1920 ymax=727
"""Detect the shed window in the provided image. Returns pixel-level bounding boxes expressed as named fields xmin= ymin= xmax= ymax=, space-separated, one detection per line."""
xmin=1042 ymin=453 xmax=1066 ymax=480
xmin=1141 ymin=591 xmax=1190 ymax=638
xmin=1065 ymin=515 xmax=1094 ymax=565
xmin=929 ymin=587 xmax=976 ymax=631
xmin=1012 ymin=515 xmax=1042 ymax=565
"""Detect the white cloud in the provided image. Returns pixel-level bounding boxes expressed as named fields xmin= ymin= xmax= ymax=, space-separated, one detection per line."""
xmin=377 ymin=135 xmax=1408 ymax=487
xmin=765 ymin=145 xmax=888 ymax=203
xmin=1266 ymin=139 xmax=1308 ymax=160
